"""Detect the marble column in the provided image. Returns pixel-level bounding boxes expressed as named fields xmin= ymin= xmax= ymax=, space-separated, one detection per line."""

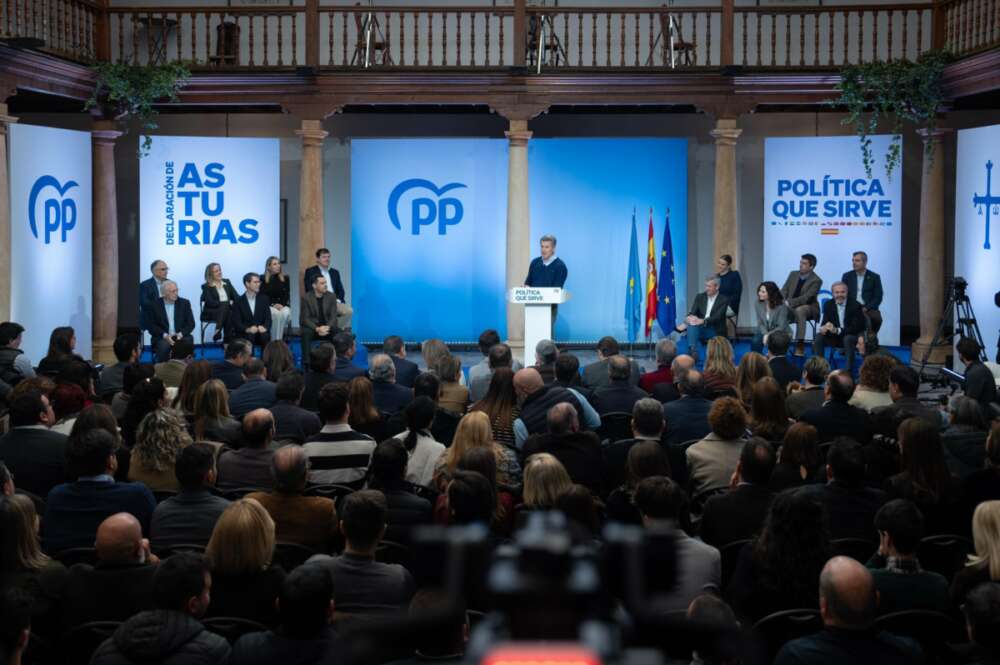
xmin=505 ymin=119 xmax=532 ymax=363
xmin=0 ymin=104 xmax=17 ymax=322
xmin=711 ymin=117 xmax=743 ymax=264
xmin=92 ymin=120 xmax=122 ymax=364
xmin=911 ymin=128 xmax=952 ymax=366
xmin=296 ymin=119 xmax=328 ymax=296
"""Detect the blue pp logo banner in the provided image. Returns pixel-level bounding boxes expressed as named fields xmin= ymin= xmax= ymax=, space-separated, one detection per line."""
xmin=387 ymin=178 xmax=467 ymax=235
xmin=28 ymin=175 xmax=78 ymax=244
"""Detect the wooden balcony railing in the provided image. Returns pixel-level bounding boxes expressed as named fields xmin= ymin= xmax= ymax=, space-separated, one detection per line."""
xmin=942 ymin=0 xmax=1000 ymax=55
xmin=1 ymin=0 xmax=99 ymax=61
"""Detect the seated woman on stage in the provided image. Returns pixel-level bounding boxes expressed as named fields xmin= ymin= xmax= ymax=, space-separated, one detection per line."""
xmin=261 ymin=256 xmax=291 ymax=342
xmin=201 ymin=262 xmax=239 ymax=342
xmin=716 ymin=254 xmax=743 ymax=327
xmin=751 ymin=281 xmax=791 ymax=354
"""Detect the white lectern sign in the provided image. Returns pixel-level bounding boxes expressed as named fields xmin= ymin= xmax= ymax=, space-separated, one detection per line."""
xmin=508 ymin=287 xmax=570 ymax=364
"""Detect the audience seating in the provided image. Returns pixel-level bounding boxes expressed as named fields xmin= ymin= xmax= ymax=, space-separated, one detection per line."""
xmin=151 ymin=489 xmax=177 ymax=504
xmin=752 ymin=609 xmax=823 ymax=663
xmin=720 ymin=539 xmax=751 ymax=590
xmin=375 ymin=540 xmax=413 ymax=571
xmin=830 ymin=537 xmax=878 ymax=562
xmin=53 ymin=547 xmax=99 ymax=567
xmin=61 ymin=621 xmax=122 ymax=664
xmin=303 ymin=483 xmax=357 ymax=500
xmin=597 ymin=412 xmax=633 ymax=443
xmin=873 ymin=610 xmax=967 ymax=663
xmin=202 ymin=617 xmax=269 ymax=644
xmin=917 ymin=534 xmax=974 ymax=581
xmin=219 ymin=487 xmax=261 ymax=501
xmin=273 ymin=541 xmax=320 ymax=570
xmin=152 ymin=543 xmax=206 ymax=558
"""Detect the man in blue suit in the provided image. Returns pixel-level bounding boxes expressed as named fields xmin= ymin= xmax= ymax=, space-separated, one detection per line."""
xmin=383 ymin=335 xmax=419 ymax=388
xmin=143 ymin=280 xmax=195 ymax=363
xmin=662 ymin=368 xmax=713 ymax=447
xmin=138 ymin=260 xmax=169 ymax=330
xmin=231 ymin=272 xmax=272 ymax=350
xmin=368 ymin=354 xmax=413 ymax=415
xmin=841 ymin=251 xmax=884 ymax=334
xmin=332 ymin=332 xmax=366 ymax=383
xmin=228 ymin=358 xmax=278 ymax=418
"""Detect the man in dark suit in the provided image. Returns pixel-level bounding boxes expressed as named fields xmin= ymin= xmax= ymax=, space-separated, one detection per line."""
xmin=700 ymin=438 xmax=776 ymax=549
xmin=0 ymin=391 xmax=66 ymax=498
xmin=799 ymin=371 xmax=872 ymax=444
xmin=799 ymin=438 xmax=887 ymax=542
xmin=652 ymin=354 xmax=695 ymax=404
xmin=870 ymin=366 xmax=942 ymax=440
xmin=662 ymin=369 xmax=713 ymax=447
xmin=332 ymin=333 xmax=366 ymax=383
xmin=269 ymin=372 xmax=322 ymax=443
xmin=231 ymin=272 xmax=272 ymax=350
xmin=138 ymin=259 xmax=169 ymax=325
xmin=957 ymin=336 xmax=997 ymax=418
xmin=300 ymin=274 xmax=339 ymax=358
xmin=303 ymin=247 xmax=352 ymax=331
xmin=582 ymin=337 xmax=641 ymax=389
xmin=228 ymin=358 xmax=278 ymax=418
xmin=786 ymin=356 xmax=831 ymax=419
xmin=781 ymin=253 xmax=824 ymax=356
xmin=593 ymin=355 xmax=649 ymax=416
xmin=765 ymin=330 xmax=800 ymax=390
xmin=842 ymin=251 xmax=884 ymax=334
xmin=369 ymin=354 xmax=412 ymax=415
xmin=213 ymin=339 xmax=251 ymax=391
xmin=813 ymin=281 xmax=867 ymax=373
xmin=383 ymin=335 xmax=419 ymax=389
xmin=301 ymin=343 xmax=337 ymax=412
xmin=143 ymin=281 xmax=195 ymax=363
xmin=522 ymin=402 xmax=605 ymax=495
xmin=676 ymin=275 xmax=730 ymax=363
xmin=554 ymin=353 xmax=594 ymax=405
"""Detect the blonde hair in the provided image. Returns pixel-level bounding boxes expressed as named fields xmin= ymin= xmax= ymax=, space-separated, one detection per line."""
xmin=421 ymin=339 xmax=450 ymax=371
xmin=523 ymin=453 xmax=572 ymax=508
xmin=969 ymin=500 xmax=1000 ymax=580
xmin=263 ymin=256 xmax=285 ymax=283
xmin=736 ymin=352 xmax=772 ymax=404
xmin=704 ymin=337 xmax=737 ymax=380
xmin=193 ymin=379 xmax=230 ymax=440
xmin=135 ymin=409 xmax=192 ymax=472
xmin=206 ymin=498 xmax=275 ymax=574
xmin=8 ymin=494 xmax=49 ymax=571
xmin=203 ymin=262 xmax=221 ymax=285
xmin=445 ymin=411 xmax=495 ymax=473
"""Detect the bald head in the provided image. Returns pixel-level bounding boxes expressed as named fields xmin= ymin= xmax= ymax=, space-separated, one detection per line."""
xmin=514 ymin=368 xmax=545 ymax=400
xmin=547 ymin=402 xmax=579 ymax=435
xmin=242 ymin=408 xmax=275 ymax=449
xmin=671 ymin=354 xmax=695 ymax=379
xmin=819 ymin=556 xmax=877 ymax=628
xmin=608 ymin=354 xmax=631 ymax=381
xmin=95 ymin=513 xmax=144 ymax=563
xmin=271 ymin=444 xmax=308 ymax=492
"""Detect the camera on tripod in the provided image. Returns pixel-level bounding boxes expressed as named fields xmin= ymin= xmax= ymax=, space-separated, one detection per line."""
xmin=952 ymin=276 xmax=969 ymax=301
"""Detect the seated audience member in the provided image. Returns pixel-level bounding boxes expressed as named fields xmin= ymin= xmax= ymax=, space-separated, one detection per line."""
xmin=447 ymin=469 xmax=497 ymax=530
xmin=155 ymin=337 xmax=194 ymax=389
xmin=593 ymin=355 xmax=649 ymax=417
xmin=301 ymin=343 xmax=337 ymax=411
xmin=229 ymin=564 xmax=338 ymax=665
xmin=533 ymin=339 xmax=559 ymax=384
xmin=228 ymin=358 xmax=278 ymax=418
xmin=964 ymin=422 xmax=1000 ymax=508
xmin=686 ymin=397 xmax=748 ymax=497
xmin=0 ymin=321 xmax=35 ymax=385
xmin=700 ymin=438 xmax=776 ymax=549
xmin=775 ymin=557 xmax=922 ymax=665
xmin=513 ymin=368 xmax=600 ymax=450
xmin=0 ymin=390 xmax=66 ymax=498
xmin=769 ymin=422 xmax=820 ymax=492
xmin=469 ymin=368 xmax=519 ymax=450
xmin=942 ymin=395 xmax=990 ymax=479
xmin=886 ymin=416 xmax=965 ymax=537
xmin=213 ymin=339 xmax=251 ymax=391
xmin=799 ymin=370 xmax=872 ymax=444
xmin=850 ymin=354 xmax=895 ymax=413
xmin=369 ymin=353 xmax=413 ymax=415
xmin=216 ymin=409 xmax=277 ymax=491
xmin=521 ymin=453 xmax=573 ymax=511
xmin=58 ymin=513 xmax=158 ymax=634
xmin=728 ymin=488 xmax=831 ymax=623
xmin=0 ymin=581 xmax=32 ymax=665
xmin=332 ymin=332 xmax=366 ymax=383
xmin=605 ymin=439 xmax=671 ymax=525
xmin=582 ymin=336 xmax=641 ymax=389
xmin=407 ymin=589 xmax=469 ymax=662
xmin=603 ymin=398 xmax=667 ymax=490
xmin=43 ymin=429 xmax=156 ymax=553
xmin=765 ymin=330 xmax=799 ymax=390
xmin=434 ymin=354 xmax=469 ymax=415
xmin=870 ymin=365 xmax=942 ymax=439
xmin=171 ymin=360 xmax=213 ymax=416
xmin=470 ymin=340 xmax=520 ymax=403
xmin=99 ymin=332 xmax=140 ymax=398
xmin=262 ymin=341 xmax=295 ymax=382
xmin=522 ymin=403 xmax=604 ymax=495
xmin=404 ymin=372 xmax=462 ymax=446
xmin=470 ymin=329 xmax=502 ymax=394
xmin=701 ymin=337 xmax=738 ymax=399
xmin=383 ymin=335 xmax=419 ymax=389
xmin=36 ymin=326 xmax=85 ymax=378
xmin=958 ymin=336 xmax=998 ymax=418
xmin=367 ymin=439 xmax=433 ymax=545
xmin=686 ymin=594 xmax=743 ymax=665
xmin=269 ymin=371 xmax=322 ymax=444
xmin=91 ymin=553 xmax=230 ymax=665
xmin=634 ymin=476 xmax=721 ymax=612
xmin=662 ymin=369 xmax=713 ymax=447
xmin=962 ymin=582 xmax=1000 ymax=665
xmin=736 ymin=352 xmax=772 ymax=407
xmin=454 ymin=446 xmax=515 ymax=536
xmin=205 ymin=498 xmax=286 ymax=625
xmin=651 ymin=354 xmax=695 ymax=404
xmin=151 ymin=443 xmax=231 ymax=550
xmin=112 ymin=364 xmax=154 ymax=422
xmin=555 ymin=483 xmax=603 ymax=543
xmin=748 ymin=376 xmax=790 ymax=441
xmin=785 ymin=356 xmax=830 ymax=419
xmin=192 ymin=379 xmax=242 ymax=448
xmin=120 ymin=375 xmax=168 ymax=448
xmin=248 ymin=446 xmax=338 ymax=551
xmin=639 ymin=339 xmax=677 ymax=393
xmin=952 ymin=501 xmax=1000 ymax=604
xmin=305 ymin=382 xmax=377 ymax=487
xmin=128 ymin=408 xmax=192 ymax=491
xmin=308 ymin=490 xmax=415 ymax=616
xmin=348 ymin=376 xmax=389 ymax=442
xmin=434 ymin=411 xmax=522 ymax=493
xmin=393 ymin=396 xmax=447 ymax=490
xmin=799 ymin=437 xmax=887 ymax=542
xmin=865 ymin=499 xmax=950 ymax=614
xmin=553 ymin=353 xmax=594 ymax=404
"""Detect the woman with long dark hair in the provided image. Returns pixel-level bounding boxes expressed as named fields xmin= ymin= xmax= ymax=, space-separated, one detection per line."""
xmin=749 ymin=376 xmax=790 ymax=441
xmin=172 ymin=360 xmax=213 ymax=415
xmin=261 ymin=341 xmax=295 ymax=382
xmin=469 ymin=367 xmax=519 ymax=449
xmin=121 ymin=376 xmax=168 ymax=448
xmin=605 ymin=440 xmax=671 ymax=524
xmin=37 ymin=326 xmax=84 ymax=376
xmin=394 ymin=396 xmax=445 ymax=489
xmin=348 ymin=376 xmax=388 ymax=442
xmin=192 ymin=379 xmax=241 ymax=446
xmin=261 ymin=256 xmax=291 ymax=341
xmin=769 ymin=422 xmax=820 ymax=492
xmin=716 ymin=254 xmax=744 ymax=323
xmin=751 ymin=281 xmax=790 ymax=354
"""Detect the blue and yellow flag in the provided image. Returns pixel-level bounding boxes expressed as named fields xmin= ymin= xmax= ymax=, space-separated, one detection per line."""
xmin=656 ymin=209 xmax=677 ymax=336
xmin=625 ymin=209 xmax=642 ymax=343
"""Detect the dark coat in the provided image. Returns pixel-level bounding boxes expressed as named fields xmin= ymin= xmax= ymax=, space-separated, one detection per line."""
xmin=269 ymin=401 xmax=323 ymax=443
xmin=818 ymin=298 xmax=867 ymax=337
xmin=522 ymin=431 xmax=605 ymax=495
xmin=144 ymin=297 xmax=195 ymax=339
xmin=592 ymin=379 xmax=649 ymax=416
xmin=688 ymin=291 xmax=731 ymax=336
xmin=581 ymin=357 xmax=642 ymax=390
xmin=518 ymin=384 xmax=583 ymax=436
xmin=212 ymin=361 xmax=245 ymax=391
xmin=58 ymin=562 xmax=157 ymax=634
xmin=799 ymin=481 xmax=887 ymax=542
xmin=700 ymin=483 xmax=774 ymax=549
xmin=390 ymin=355 xmax=420 ymax=388
xmin=0 ymin=427 xmax=68 ymax=498
xmin=91 ymin=610 xmax=230 ymax=665
xmin=841 ymin=269 xmax=884 ymax=310
xmin=200 ymin=280 xmax=239 ymax=322
xmin=662 ymin=396 xmax=713 ymax=447
xmin=231 ymin=293 xmax=273 ymax=334
xmin=228 ymin=377 xmax=278 ymax=418
xmin=372 ymin=381 xmax=413 ymax=415
xmin=303 ymin=265 xmax=346 ymax=302
xmin=301 ymin=371 xmax=336 ymax=411
xmin=799 ymin=401 xmax=872 ymax=443
xmin=260 ymin=275 xmax=290 ymax=307
xmin=768 ymin=356 xmax=801 ymax=390
xmin=333 ymin=357 xmax=366 ymax=383
xmin=964 ymin=361 xmax=998 ymax=416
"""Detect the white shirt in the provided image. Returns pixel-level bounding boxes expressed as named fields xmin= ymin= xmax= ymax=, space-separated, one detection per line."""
xmin=836 ymin=301 xmax=846 ymax=330
xmin=855 ymin=271 xmax=866 ymax=305
xmin=164 ymin=301 xmax=176 ymax=335
xmin=246 ymin=294 xmax=257 ymax=315
xmin=542 ymin=254 xmax=557 ymax=266
xmin=706 ymin=293 xmax=718 ymax=318
xmin=215 ymin=284 xmax=229 ymax=303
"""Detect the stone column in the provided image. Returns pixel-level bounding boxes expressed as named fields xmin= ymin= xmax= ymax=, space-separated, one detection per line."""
xmin=0 ymin=104 xmax=17 ymax=322
xmin=505 ymin=119 xmax=532 ymax=363
xmin=92 ymin=120 xmax=122 ymax=364
xmin=911 ymin=127 xmax=952 ymax=367
xmin=711 ymin=117 xmax=742 ymax=264
xmin=296 ymin=119 xmax=328 ymax=295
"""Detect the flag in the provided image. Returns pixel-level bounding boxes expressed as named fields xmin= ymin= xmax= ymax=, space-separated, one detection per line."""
xmin=656 ymin=209 xmax=677 ymax=336
xmin=645 ymin=208 xmax=658 ymax=338
xmin=625 ymin=209 xmax=642 ymax=343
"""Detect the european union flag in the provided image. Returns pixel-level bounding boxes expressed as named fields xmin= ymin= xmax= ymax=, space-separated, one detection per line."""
xmin=625 ymin=209 xmax=642 ymax=343
xmin=656 ymin=209 xmax=677 ymax=336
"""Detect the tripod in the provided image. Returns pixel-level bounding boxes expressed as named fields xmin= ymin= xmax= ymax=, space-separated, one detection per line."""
xmin=527 ymin=0 xmax=568 ymax=73
xmin=351 ymin=0 xmax=393 ymax=68
xmin=918 ymin=277 xmax=987 ymax=382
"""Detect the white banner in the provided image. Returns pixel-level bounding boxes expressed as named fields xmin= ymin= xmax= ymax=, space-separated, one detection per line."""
xmin=139 ymin=136 xmax=280 ymax=326
xmin=955 ymin=124 xmax=1000 ymax=366
xmin=9 ymin=124 xmax=93 ymax=362
xmin=763 ymin=135 xmax=903 ymax=346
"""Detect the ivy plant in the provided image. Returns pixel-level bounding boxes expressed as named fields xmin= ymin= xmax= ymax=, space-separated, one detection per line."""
xmin=86 ymin=62 xmax=191 ymax=157
xmin=834 ymin=50 xmax=953 ymax=180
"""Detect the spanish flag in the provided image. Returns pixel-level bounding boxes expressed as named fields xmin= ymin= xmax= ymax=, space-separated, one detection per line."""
xmin=645 ymin=208 xmax=658 ymax=338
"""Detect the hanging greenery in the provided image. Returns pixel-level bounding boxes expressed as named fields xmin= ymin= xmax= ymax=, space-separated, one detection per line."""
xmin=86 ymin=62 xmax=191 ymax=157
xmin=834 ymin=49 xmax=953 ymax=180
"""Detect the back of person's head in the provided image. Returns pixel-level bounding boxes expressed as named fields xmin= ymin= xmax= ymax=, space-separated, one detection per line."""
xmin=271 ymin=445 xmax=309 ymax=493
xmin=972 ymin=501 xmax=1000 ymax=580
xmin=404 ymin=396 xmax=437 ymax=441
xmin=309 ymin=343 xmax=336 ymax=373
xmin=631 ymin=398 xmax=664 ymax=438
xmin=206 ymin=498 xmax=275 ymax=574
xmin=433 ymin=354 xmax=462 ymax=385
xmin=655 ymin=338 xmax=677 ymax=366
xmin=536 ymin=339 xmax=558 ymax=365
xmin=68 ymin=403 xmax=119 ymax=446
xmin=0 ymin=586 xmax=32 ymax=662
xmin=826 ymin=370 xmax=854 ymax=403
xmin=9 ymin=391 xmax=47 ymax=427
xmin=740 ymin=438 xmax=776 ymax=485
xmin=897 ymin=417 xmax=949 ymax=497
xmin=317 ymin=382 xmax=350 ymax=423
xmin=626 ymin=440 xmax=671 ymax=485
xmin=523 ymin=453 xmax=572 ymax=508
xmin=45 ymin=326 xmax=74 ymax=359
xmin=383 ymin=335 xmax=404 ymax=355
xmin=554 ymin=353 xmax=580 ymax=384
xmin=127 ymin=376 xmax=166 ymax=418
xmin=94 ymin=512 xmax=144 ymax=564
xmin=873 ymin=499 xmax=924 ymax=555
xmin=370 ymin=438 xmax=408 ymax=489
xmin=448 ymin=470 xmax=495 ymax=525
xmin=332 ymin=332 xmax=355 ymax=357
xmin=278 ymin=563 xmax=334 ymax=638
xmin=122 ymin=363 xmax=156 ymax=395
xmin=225 ymin=339 xmax=251 ymax=361
xmin=608 ymin=354 xmax=630 ymax=380
xmin=889 ymin=365 xmax=920 ymax=397
xmin=67 ymin=428 xmax=116 ymax=477
xmin=0 ymin=494 xmax=46 ymax=573
xmin=768 ymin=330 xmax=791 ymax=356
xmin=175 ymin=443 xmax=217 ymax=491
xmin=950 ymin=395 xmax=988 ymax=430
xmin=755 ymin=489 xmax=831 ymax=593
xmin=819 ymin=556 xmax=877 ymax=628
xmin=457 ymin=446 xmax=498 ymax=486
xmin=826 ymin=437 xmax=865 ymax=487
xmin=596 ymin=336 xmax=620 ymax=358
xmin=369 ymin=354 xmax=395 ymax=383
xmin=412 ymin=372 xmax=441 ymax=401
xmin=803 ymin=356 xmax=831 ymax=386
xmin=858 ymin=354 xmax=894 ymax=392
xmin=243 ymin=358 xmax=266 ymax=378
xmin=678 ymin=369 xmax=704 ymax=397
xmin=686 ymin=594 xmax=741 ymax=665
xmin=241 ymin=409 xmax=274 ymax=449
xmin=152 ymin=552 xmax=210 ymax=615
xmin=555 ymin=484 xmax=601 ymax=535
xmin=546 ymin=402 xmax=578 ymax=435
xmin=963 ymin=583 xmax=1000 ymax=654
xmin=957 ymin=336 xmax=982 ymax=363
xmin=0 ymin=322 xmax=24 ymax=347
xmin=112 ymin=332 xmax=140 ymax=362
xmin=341 ymin=490 xmax=387 ymax=551
xmin=488 ymin=343 xmax=513 ymax=370
xmin=348 ymin=376 xmax=379 ymax=425
xmin=780 ymin=422 xmax=819 ymax=469
xmin=477 ymin=329 xmax=501 ymax=356
xmin=634 ymin=476 xmax=685 ymax=521
xmin=170 ymin=337 xmax=195 ymax=361
xmin=275 ymin=370 xmax=305 ymax=402
xmin=409 ymin=589 xmax=467 ymax=658
xmin=708 ymin=397 xmax=748 ymax=440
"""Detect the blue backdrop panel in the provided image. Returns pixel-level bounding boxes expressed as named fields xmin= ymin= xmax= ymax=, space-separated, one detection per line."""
xmin=351 ymin=139 xmax=508 ymax=342
xmin=528 ymin=138 xmax=689 ymax=342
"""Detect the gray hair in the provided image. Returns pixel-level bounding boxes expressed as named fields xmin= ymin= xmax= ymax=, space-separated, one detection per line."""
xmin=369 ymin=354 xmax=396 ymax=383
xmin=536 ymin=339 xmax=558 ymax=364
xmin=540 ymin=234 xmax=557 ymax=246
xmin=608 ymin=354 xmax=631 ymax=380
xmin=160 ymin=280 xmax=177 ymax=293
xmin=705 ymin=275 xmax=721 ymax=287
xmin=831 ymin=281 xmax=848 ymax=291
xmin=655 ymin=338 xmax=677 ymax=365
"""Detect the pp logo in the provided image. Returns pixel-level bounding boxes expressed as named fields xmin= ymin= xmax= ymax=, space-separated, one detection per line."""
xmin=388 ymin=178 xmax=466 ymax=235
xmin=28 ymin=175 xmax=78 ymax=244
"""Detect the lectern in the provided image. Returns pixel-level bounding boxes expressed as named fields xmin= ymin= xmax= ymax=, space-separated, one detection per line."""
xmin=508 ymin=287 xmax=570 ymax=363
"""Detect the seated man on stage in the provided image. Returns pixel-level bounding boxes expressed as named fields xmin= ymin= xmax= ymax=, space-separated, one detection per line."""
xmin=138 ymin=260 xmax=169 ymax=326
xmin=842 ymin=250 xmax=884 ymax=334
xmin=781 ymin=253 xmax=823 ymax=356
xmin=303 ymin=248 xmax=353 ymax=331
xmin=813 ymin=281 xmax=866 ymax=373
xmin=675 ymin=275 xmax=730 ymax=363
xmin=143 ymin=280 xmax=194 ymax=363
xmin=300 ymin=275 xmax=338 ymax=355
xmin=525 ymin=234 xmax=568 ymax=288
xmin=231 ymin=272 xmax=272 ymax=350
